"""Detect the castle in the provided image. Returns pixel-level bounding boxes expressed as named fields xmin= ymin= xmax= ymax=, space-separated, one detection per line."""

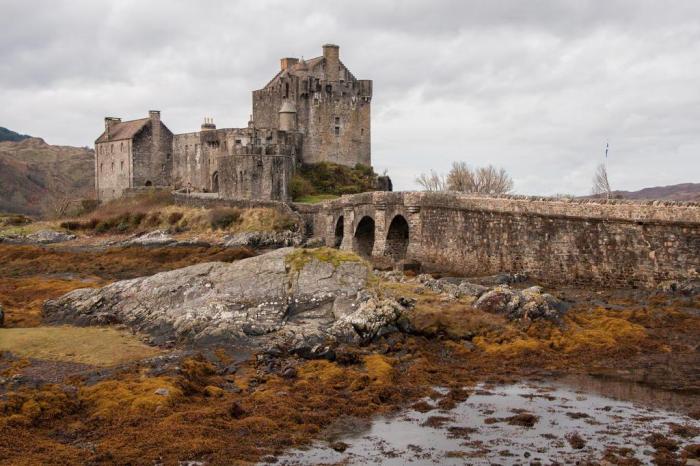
xmin=95 ymin=44 xmax=372 ymax=202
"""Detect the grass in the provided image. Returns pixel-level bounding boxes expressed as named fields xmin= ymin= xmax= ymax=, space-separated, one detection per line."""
xmin=0 ymin=326 xmax=161 ymax=366
xmin=294 ymin=194 xmax=340 ymax=204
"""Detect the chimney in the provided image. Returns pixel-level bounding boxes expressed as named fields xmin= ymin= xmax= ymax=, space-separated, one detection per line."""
xmin=280 ymin=57 xmax=299 ymax=71
xmin=104 ymin=117 xmax=121 ymax=139
xmin=149 ymin=110 xmax=160 ymax=124
xmin=201 ymin=117 xmax=216 ymax=131
xmin=322 ymin=44 xmax=339 ymax=82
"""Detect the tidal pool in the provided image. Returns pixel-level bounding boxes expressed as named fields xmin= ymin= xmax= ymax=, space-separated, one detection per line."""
xmin=275 ymin=377 xmax=700 ymax=465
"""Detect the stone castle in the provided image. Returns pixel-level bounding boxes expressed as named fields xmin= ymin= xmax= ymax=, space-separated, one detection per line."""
xmin=95 ymin=44 xmax=372 ymax=201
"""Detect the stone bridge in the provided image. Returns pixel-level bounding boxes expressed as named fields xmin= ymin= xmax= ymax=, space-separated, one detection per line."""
xmin=295 ymin=191 xmax=700 ymax=287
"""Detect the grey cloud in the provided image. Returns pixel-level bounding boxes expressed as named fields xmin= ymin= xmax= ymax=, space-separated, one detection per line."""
xmin=0 ymin=0 xmax=698 ymax=195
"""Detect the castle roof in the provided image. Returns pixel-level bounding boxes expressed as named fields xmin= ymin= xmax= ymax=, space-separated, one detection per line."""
xmin=95 ymin=118 xmax=150 ymax=143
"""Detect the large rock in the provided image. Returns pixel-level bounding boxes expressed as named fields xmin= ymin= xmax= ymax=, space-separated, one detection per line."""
xmin=474 ymin=285 xmax=566 ymax=321
xmin=223 ymin=230 xmax=302 ymax=249
xmin=1 ymin=229 xmax=76 ymax=244
xmin=44 ymin=248 xmax=383 ymax=347
xmin=124 ymin=230 xmax=176 ymax=247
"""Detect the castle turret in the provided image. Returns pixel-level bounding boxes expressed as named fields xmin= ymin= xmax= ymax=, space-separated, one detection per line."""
xmin=322 ymin=44 xmax=340 ymax=82
xmin=280 ymin=57 xmax=299 ymax=71
xmin=278 ymin=101 xmax=297 ymax=132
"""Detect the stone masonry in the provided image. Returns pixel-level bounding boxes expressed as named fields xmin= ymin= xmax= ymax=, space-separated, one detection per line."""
xmin=94 ymin=44 xmax=372 ymax=202
xmin=295 ymin=192 xmax=700 ymax=288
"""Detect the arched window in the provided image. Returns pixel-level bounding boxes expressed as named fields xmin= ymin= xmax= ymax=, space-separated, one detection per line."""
xmin=120 ymin=142 xmax=124 ymax=152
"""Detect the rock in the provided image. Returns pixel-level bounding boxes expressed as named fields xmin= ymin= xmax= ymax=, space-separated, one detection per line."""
xmin=397 ymin=259 xmax=421 ymax=274
xmin=302 ymin=237 xmax=325 ymax=248
xmin=223 ymin=230 xmax=302 ymax=249
xmin=44 ymin=248 xmax=370 ymax=346
xmin=328 ymin=297 xmax=414 ymax=344
xmin=416 ymin=274 xmax=487 ymax=299
xmin=4 ymin=230 xmax=77 ymax=244
xmin=657 ymin=279 xmax=699 ymax=296
xmin=0 ymin=304 xmax=4 ymax=327
xmin=330 ymin=441 xmax=349 ymax=452
xmin=474 ymin=285 xmax=566 ymax=321
xmin=125 ymin=230 xmax=176 ymax=247
xmin=154 ymin=387 xmax=169 ymax=396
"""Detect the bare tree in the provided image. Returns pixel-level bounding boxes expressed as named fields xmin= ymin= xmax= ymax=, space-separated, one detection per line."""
xmin=417 ymin=163 xmax=514 ymax=194
xmin=415 ymin=170 xmax=447 ymax=191
xmin=591 ymin=163 xmax=612 ymax=199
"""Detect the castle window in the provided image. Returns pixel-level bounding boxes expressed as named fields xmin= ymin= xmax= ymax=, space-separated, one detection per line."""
xmin=284 ymin=82 xmax=289 ymax=99
xmin=361 ymin=128 xmax=364 ymax=136
xmin=120 ymin=161 xmax=124 ymax=172
xmin=334 ymin=117 xmax=340 ymax=125
xmin=325 ymin=84 xmax=332 ymax=94
xmin=120 ymin=142 xmax=124 ymax=152
xmin=334 ymin=126 xmax=340 ymax=136
xmin=111 ymin=162 xmax=114 ymax=172
xmin=100 ymin=163 xmax=103 ymax=173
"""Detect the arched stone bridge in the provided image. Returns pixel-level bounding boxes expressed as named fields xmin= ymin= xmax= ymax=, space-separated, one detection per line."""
xmin=295 ymin=191 xmax=700 ymax=288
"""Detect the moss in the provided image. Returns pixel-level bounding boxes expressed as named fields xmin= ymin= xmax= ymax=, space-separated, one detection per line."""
xmin=290 ymin=162 xmax=379 ymax=201
xmin=285 ymin=247 xmax=363 ymax=274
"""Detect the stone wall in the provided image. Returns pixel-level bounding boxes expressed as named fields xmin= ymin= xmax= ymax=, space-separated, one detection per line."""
xmin=131 ymin=115 xmax=173 ymax=188
xmin=301 ymin=192 xmax=700 ymax=288
xmin=95 ymin=139 xmax=133 ymax=201
xmin=218 ymin=153 xmax=293 ymax=202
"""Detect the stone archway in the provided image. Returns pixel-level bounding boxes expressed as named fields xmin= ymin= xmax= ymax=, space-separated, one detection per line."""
xmin=385 ymin=215 xmax=409 ymax=261
xmin=334 ymin=216 xmax=344 ymax=248
xmin=211 ymin=171 xmax=219 ymax=193
xmin=353 ymin=216 xmax=375 ymax=258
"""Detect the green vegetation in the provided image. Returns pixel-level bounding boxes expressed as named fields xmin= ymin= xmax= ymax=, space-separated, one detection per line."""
xmin=294 ymin=194 xmax=340 ymax=204
xmin=0 ymin=326 xmax=160 ymax=366
xmin=285 ymin=247 xmax=364 ymax=274
xmin=290 ymin=162 xmax=379 ymax=201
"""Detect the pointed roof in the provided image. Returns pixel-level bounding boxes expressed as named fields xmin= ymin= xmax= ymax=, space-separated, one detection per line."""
xmin=95 ymin=118 xmax=149 ymax=143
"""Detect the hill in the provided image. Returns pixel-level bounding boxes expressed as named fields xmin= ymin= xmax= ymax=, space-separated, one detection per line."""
xmin=609 ymin=183 xmax=700 ymax=202
xmin=0 ymin=138 xmax=95 ymax=216
xmin=0 ymin=127 xmax=31 ymax=142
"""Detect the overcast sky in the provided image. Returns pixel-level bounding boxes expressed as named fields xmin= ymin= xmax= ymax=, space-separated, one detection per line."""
xmin=1 ymin=0 xmax=699 ymax=194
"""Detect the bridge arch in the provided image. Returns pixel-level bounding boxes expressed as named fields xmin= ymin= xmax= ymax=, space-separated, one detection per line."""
xmin=385 ymin=214 xmax=409 ymax=261
xmin=334 ymin=215 xmax=344 ymax=248
xmin=353 ymin=216 xmax=375 ymax=258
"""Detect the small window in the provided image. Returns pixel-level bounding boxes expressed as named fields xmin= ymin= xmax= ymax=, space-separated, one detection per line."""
xmin=120 ymin=161 xmax=124 ymax=171
xmin=334 ymin=117 xmax=340 ymax=125
xmin=111 ymin=162 xmax=114 ymax=172
xmin=334 ymin=126 xmax=340 ymax=136
xmin=120 ymin=142 xmax=124 ymax=152
xmin=100 ymin=163 xmax=103 ymax=173
xmin=361 ymin=128 xmax=364 ymax=136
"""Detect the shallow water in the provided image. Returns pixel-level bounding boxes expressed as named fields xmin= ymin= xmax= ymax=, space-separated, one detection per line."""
xmin=275 ymin=377 xmax=700 ymax=465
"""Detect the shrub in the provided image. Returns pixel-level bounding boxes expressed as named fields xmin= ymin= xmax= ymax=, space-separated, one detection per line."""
xmin=168 ymin=212 xmax=184 ymax=225
xmin=209 ymin=208 xmax=241 ymax=230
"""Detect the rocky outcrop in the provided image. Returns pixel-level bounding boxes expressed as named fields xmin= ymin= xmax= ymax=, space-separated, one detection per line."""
xmin=474 ymin=285 xmax=566 ymax=321
xmin=43 ymin=248 xmax=412 ymax=354
xmin=223 ymin=230 xmax=302 ymax=249
xmin=0 ymin=229 xmax=76 ymax=244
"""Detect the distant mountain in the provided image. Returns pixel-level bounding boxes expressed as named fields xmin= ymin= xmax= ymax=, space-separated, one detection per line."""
xmin=0 ymin=138 xmax=95 ymax=216
xmin=609 ymin=183 xmax=700 ymax=202
xmin=0 ymin=127 xmax=31 ymax=142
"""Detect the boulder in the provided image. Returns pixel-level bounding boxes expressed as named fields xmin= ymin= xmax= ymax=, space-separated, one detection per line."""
xmin=474 ymin=285 xmax=566 ymax=321
xmin=223 ymin=230 xmax=302 ymax=249
xmin=44 ymin=248 xmax=371 ymax=346
xmin=26 ymin=230 xmax=76 ymax=244
xmin=125 ymin=230 xmax=176 ymax=247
